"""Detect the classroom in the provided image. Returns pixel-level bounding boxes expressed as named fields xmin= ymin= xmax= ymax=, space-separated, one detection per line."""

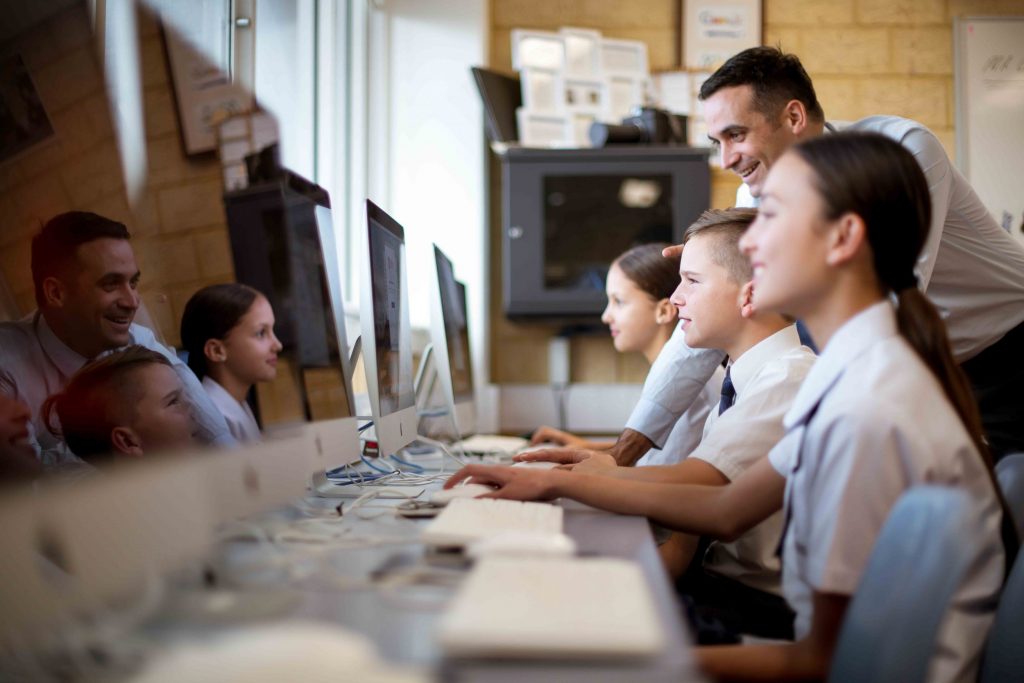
xmin=1 ymin=1 xmax=1023 ymax=681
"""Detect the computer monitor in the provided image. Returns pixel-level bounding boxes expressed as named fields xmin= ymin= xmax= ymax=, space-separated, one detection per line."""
xmin=223 ymin=179 xmax=361 ymax=495
xmin=427 ymin=245 xmax=477 ymax=440
xmin=360 ymin=200 xmax=417 ymax=458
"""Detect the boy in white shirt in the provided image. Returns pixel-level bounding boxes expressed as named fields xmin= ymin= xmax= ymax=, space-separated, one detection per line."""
xmin=453 ymin=208 xmax=817 ymax=640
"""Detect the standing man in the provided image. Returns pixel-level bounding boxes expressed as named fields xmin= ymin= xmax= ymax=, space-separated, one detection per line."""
xmin=607 ymin=47 xmax=1024 ymax=463
xmin=0 ymin=211 xmax=235 ymax=466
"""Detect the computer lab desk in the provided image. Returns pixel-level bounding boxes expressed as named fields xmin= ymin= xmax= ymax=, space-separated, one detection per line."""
xmin=150 ymin=492 xmax=708 ymax=683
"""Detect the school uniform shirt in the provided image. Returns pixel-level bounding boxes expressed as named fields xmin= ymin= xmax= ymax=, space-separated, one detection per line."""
xmin=636 ymin=365 xmax=723 ymax=467
xmin=686 ymin=325 xmax=817 ymax=596
xmin=737 ymin=116 xmax=1024 ymax=362
xmin=0 ymin=311 xmax=236 ymax=466
xmin=202 ymin=376 xmax=262 ymax=444
xmin=769 ymin=301 xmax=1003 ymax=683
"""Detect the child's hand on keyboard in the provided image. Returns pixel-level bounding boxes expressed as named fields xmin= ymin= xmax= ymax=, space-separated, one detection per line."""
xmin=514 ymin=447 xmax=607 ymax=471
xmin=444 ymin=464 xmax=562 ymax=502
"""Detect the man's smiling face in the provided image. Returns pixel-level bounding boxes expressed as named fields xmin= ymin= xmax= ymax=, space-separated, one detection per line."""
xmin=703 ymin=84 xmax=800 ymax=198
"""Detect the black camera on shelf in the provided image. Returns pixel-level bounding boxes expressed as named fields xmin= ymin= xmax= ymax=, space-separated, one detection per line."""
xmin=588 ymin=107 xmax=688 ymax=147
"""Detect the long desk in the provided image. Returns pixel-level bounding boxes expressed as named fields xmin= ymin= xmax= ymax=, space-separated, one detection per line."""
xmin=146 ymin=492 xmax=707 ymax=683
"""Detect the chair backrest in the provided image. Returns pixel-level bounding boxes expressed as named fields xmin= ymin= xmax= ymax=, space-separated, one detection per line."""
xmin=828 ymin=486 xmax=985 ymax=683
xmin=995 ymin=453 xmax=1024 ymax=538
xmin=979 ymin=454 xmax=1024 ymax=682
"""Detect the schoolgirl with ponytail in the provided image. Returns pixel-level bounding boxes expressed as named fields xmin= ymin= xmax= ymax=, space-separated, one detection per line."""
xmin=726 ymin=131 xmax=1013 ymax=683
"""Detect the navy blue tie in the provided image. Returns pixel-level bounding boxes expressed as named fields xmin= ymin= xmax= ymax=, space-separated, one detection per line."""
xmin=718 ymin=367 xmax=736 ymax=416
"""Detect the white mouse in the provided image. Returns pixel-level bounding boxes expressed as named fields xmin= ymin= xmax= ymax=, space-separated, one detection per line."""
xmin=511 ymin=460 xmax=560 ymax=469
xmin=430 ymin=483 xmax=493 ymax=505
xmin=467 ymin=531 xmax=577 ymax=559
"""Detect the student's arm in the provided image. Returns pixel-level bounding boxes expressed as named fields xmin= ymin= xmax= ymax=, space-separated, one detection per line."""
xmin=623 ymin=327 xmax=725 ymax=450
xmin=530 ymin=425 xmax=614 ymax=450
xmin=696 ymin=591 xmax=849 ymax=682
xmin=448 ymin=455 xmax=784 ymax=540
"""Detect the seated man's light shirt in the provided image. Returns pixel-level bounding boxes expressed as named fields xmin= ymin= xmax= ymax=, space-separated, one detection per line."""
xmin=625 ymin=325 xmax=726 ymax=448
xmin=636 ymin=365 xmax=723 ymax=467
xmin=0 ymin=312 xmax=236 ymax=465
xmin=687 ymin=325 xmax=816 ymax=595
xmin=202 ymin=376 xmax=261 ymax=443
xmin=769 ymin=301 xmax=1003 ymax=683
xmin=739 ymin=116 xmax=1024 ymax=361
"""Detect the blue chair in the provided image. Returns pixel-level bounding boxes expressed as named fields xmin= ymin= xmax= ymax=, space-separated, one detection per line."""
xmin=828 ymin=486 xmax=986 ymax=683
xmin=995 ymin=453 xmax=1024 ymax=537
xmin=980 ymin=548 xmax=1024 ymax=682
xmin=978 ymin=453 xmax=1024 ymax=682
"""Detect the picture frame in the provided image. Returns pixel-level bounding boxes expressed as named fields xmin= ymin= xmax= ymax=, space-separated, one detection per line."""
xmin=560 ymin=27 xmax=602 ymax=79
xmin=0 ymin=54 xmax=54 ymax=164
xmin=520 ymin=68 xmax=565 ymax=114
xmin=599 ymin=38 xmax=649 ymax=77
xmin=683 ymin=0 xmax=763 ymax=71
xmin=511 ymin=30 xmax=565 ymax=71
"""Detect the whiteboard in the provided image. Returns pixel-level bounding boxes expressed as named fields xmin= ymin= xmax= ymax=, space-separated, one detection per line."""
xmin=954 ymin=17 xmax=1024 ymax=246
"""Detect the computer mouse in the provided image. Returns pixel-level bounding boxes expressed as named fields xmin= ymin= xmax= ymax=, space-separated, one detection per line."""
xmin=511 ymin=460 xmax=560 ymax=469
xmin=467 ymin=531 xmax=577 ymax=559
xmin=430 ymin=483 xmax=494 ymax=505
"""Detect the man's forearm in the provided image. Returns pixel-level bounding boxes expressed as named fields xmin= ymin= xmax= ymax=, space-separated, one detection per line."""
xmin=609 ymin=428 xmax=654 ymax=466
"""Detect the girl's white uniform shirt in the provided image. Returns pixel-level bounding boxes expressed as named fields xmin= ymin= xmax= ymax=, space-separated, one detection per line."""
xmin=769 ymin=301 xmax=1003 ymax=683
xmin=202 ymin=376 xmax=262 ymax=444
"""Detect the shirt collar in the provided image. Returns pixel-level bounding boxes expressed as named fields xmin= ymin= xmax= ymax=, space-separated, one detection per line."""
xmin=729 ymin=324 xmax=803 ymax=398
xmin=783 ymin=300 xmax=898 ymax=428
xmin=35 ymin=311 xmax=88 ymax=381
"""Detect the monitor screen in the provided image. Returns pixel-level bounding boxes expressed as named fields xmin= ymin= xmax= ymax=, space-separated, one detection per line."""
xmin=367 ymin=209 xmax=415 ymax=417
xmin=434 ymin=247 xmax=474 ymax=401
xmin=224 ymin=181 xmax=355 ymax=425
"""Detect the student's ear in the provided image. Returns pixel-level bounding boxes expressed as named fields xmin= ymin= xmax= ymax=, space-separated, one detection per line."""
xmin=110 ymin=427 xmax=144 ymax=457
xmin=41 ymin=276 xmax=66 ymax=308
xmin=654 ymin=298 xmax=676 ymax=325
xmin=825 ymin=212 xmax=867 ymax=267
xmin=738 ymin=280 xmax=757 ymax=319
xmin=781 ymin=99 xmax=809 ymax=136
xmin=204 ymin=338 xmax=228 ymax=364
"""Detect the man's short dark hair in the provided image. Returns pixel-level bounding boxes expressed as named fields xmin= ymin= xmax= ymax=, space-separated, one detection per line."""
xmin=698 ymin=46 xmax=824 ymax=123
xmin=31 ymin=211 xmax=131 ymax=308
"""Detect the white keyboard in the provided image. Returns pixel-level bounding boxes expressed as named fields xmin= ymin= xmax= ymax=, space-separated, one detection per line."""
xmin=454 ymin=434 xmax=529 ymax=455
xmin=421 ymin=497 xmax=563 ymax=547
xmin=440 ymin=557 xmax=665 ymax=659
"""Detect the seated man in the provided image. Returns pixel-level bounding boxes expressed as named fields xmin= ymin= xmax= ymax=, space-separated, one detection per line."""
xmin=449 ymin=208 xmax=816 ymax=641
xmin=0 ymin=211 xmax=233 ymax=467
xmin=41 ymin=346 xmax=196 ymax=464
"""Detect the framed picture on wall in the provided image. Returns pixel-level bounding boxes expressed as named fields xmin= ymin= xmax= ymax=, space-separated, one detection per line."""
xmin=0 ymin=54 xmax=54 ymax=164
xmin=682 ymin=0 xmax=762 ymax=71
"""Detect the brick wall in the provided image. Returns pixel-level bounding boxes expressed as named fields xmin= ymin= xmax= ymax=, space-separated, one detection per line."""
xmin=488 ymin=0 xmax=1024 ymax=384
xmin=0 ymin=5 xmax=234 ymax=349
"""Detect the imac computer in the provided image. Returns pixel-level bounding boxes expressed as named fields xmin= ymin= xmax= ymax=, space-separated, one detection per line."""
xmin=360 ymin=200 xmax=418 ymax=458
xmin=223 ymin=178 xmax=361 ymax=497
xmin=425 ymin=245 xmax=477 ymax=440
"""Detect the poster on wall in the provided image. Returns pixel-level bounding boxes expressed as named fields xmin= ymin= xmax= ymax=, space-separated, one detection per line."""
xmin=955 ymin=17 xmax=1024 ymax=246
xmin=0 ymin=54 xmax=54 ymax=164
xmin=683 ymin=0 xmax=763 ymax=71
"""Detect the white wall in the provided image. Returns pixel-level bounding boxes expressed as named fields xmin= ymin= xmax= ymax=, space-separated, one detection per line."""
xmin=375 ymin=0 xmax=494 ymax=430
